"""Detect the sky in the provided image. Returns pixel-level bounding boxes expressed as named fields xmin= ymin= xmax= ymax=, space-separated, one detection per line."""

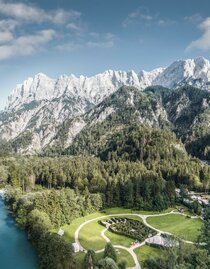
xmin=0 ymin=0 xmax=210 ymax=109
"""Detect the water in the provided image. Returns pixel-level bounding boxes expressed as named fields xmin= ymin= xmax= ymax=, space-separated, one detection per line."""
xmin=0 ymin=198 xmax=37 ymax=269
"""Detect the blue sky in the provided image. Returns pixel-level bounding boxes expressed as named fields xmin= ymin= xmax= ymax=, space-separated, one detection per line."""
xmin=0 ymin=0 xmax=210 ymax=109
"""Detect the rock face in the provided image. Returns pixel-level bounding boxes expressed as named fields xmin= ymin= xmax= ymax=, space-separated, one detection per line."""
xmin=1 ymin=57 xmax=210 ymax=154
xmin=153 ymin=57 xmax=210 ymax=89
xmin=6 ymin=71 xmax=140 ymax=111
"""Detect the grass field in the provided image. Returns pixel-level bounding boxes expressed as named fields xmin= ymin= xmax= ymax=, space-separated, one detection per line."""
xmin=147 ymin=214 xmax=202 ymax=241
xmin=134 ymin=245 xmax=163 ymax=266
xmin=116 ymin=248 xmax=135 ymax=267
xmin=61 ymin=212 xmax=104 ymax=243
xmin=79 ymin=217 xmax=141 ymax=250
xmin=105 ymin=229 xmax=134 ymax=247
xmin=79 ymin=220 xmax=106 ymax=250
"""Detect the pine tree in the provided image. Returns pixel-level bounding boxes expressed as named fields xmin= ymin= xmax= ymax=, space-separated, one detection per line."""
xmin=103 ymin=242 xmax=117 ymax=262
xmin=83 ymin=250 xmax=96 ymax=269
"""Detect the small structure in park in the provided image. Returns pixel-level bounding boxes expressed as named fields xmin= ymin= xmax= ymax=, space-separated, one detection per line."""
xmin=57 ymin=229 xmax=64 ymax=236
xmin=72 ymin=242 xmax=80 ymax=253
xmin=146 ymin=234 xmax=178 ymax=248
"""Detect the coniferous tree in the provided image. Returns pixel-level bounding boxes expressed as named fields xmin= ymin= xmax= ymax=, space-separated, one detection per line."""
xmin=103 ymin=243 xmax=117 ymax=262
xmin=83 ymin=250 xmax=96 ymax=269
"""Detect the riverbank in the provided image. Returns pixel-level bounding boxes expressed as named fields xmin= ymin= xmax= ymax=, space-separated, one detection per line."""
xmin=0 ymin=195 xmax=37 ymax=269
xmin=0 ymin=188 xmax=5 ymax=198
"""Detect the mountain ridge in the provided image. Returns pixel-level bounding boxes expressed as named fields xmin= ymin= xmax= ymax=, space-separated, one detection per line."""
xmin=1 ymin=57 xmax=210 ymax=155
xmin=6 ymin=56 xmax=210 ymax=111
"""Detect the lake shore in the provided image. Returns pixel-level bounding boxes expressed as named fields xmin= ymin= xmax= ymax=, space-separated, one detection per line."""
xmin=0 ymin=188 xmax=5 ymax=198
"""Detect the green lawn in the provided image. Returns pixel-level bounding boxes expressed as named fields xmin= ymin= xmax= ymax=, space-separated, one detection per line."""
xmin=116 ymin=248 xmax=135 ymax=267
xmin=79 ymin=220 xmax=106 ymax=251
xmin=147 ymin=214 xmax=202 ymax=241
xmin=61 ymin=212 xmax=104 ymax=243
xmin=134 ymin=245 xmax=163 ymax=266
xmin=78 ymin=217 xmax=138 ymax=250
xmin=105 ymin=229 xmax=134 ymax=248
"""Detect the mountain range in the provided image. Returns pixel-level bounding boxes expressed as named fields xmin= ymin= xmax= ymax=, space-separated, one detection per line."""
xmin=1 ymin=56 xmax=210 ymax=156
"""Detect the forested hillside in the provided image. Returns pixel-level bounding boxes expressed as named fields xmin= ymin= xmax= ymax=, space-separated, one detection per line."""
xmin=1 ymin=126 xmax=210 ymax=214
xmin=43 ymin=85 xmax=210 ymax=160
xmin=2 ymin=85 xmax=210 ymax=160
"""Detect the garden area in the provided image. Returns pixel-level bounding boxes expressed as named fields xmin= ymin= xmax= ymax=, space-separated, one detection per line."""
xmin=58 ymin=206 xmax=203 ymax=269
xmin=101 ymin=217 xmax=156 ymax=242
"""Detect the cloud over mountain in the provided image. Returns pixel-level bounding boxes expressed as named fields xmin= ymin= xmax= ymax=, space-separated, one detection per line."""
xmin=187 ymin=17 xmax=210 ymax=51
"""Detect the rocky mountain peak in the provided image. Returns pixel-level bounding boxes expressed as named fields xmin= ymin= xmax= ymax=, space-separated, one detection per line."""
xmin=1 ymin=57 xmax=210 ymax=154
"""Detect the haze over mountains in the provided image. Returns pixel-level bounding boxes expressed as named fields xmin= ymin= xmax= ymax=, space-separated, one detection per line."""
xmin=1 ymin=56 xmax=210 ymax=154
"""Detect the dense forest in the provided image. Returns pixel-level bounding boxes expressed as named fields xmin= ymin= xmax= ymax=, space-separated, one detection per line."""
xmin=5 ymin=187 xmax=102 ymax=269
xmin=1 ymin=127 xmax=210 ymax=210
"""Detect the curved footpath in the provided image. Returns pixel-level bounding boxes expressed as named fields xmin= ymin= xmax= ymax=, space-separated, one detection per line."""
xmin=74 ymin=211 xmax=200 ymax=269
xmin=96 ymin=226 xmax=142 ymax=269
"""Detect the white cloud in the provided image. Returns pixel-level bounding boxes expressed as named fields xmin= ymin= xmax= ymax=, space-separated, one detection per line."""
xmin=0 ymin=1 xmax=84 ymax=60
xmin=16 ymin=29 xmax=55 ymax=46
xmin=187 ymin=17 xmax=210 ymax=51
xmin=0 ymin=29 xmax=55 ymax=60
xmin=0 ymin=19 xmax=19 ymax=31
xmin=53 ymin=9 xmax=81 ymax=25
xmin=123 ymin=9 xmax=153 ymax=27
xmin=157 ymin=18 xmax=174 ymax=26
xmin=57 ymin=32 xmax=116 ymax=51
xmin=184 ymin=14 xmax=203 ymax=24
xmin=0 ymin=31 xmax=13 ymax=43
xmin=0 ymin=1 xmax=115 ymax=59
xmin=66 ymin=23 xmax=83 ymax=32
xmin=86 ymin=33 xmax=115 ymax=49
xmin=89 ymin=32 xmax=100 ymax=38
xmin=0 ymin=1 xmax=81 ymax=24
xmin=86 ymin=40 xmax=113 ymax=49
xmin=0 ymin=2 xmax=45 ymax=23
xmin=123 ymin=8 xmax=174 ymax=28
xmin=57 ymin=41 xmax=83 ymax=51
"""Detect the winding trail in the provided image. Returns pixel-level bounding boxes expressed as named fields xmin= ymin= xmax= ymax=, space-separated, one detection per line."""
xmin=97 ymin=227 xmax=142 ymax=269
xmin=74 ymin=211 xmax=200 ymax=269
